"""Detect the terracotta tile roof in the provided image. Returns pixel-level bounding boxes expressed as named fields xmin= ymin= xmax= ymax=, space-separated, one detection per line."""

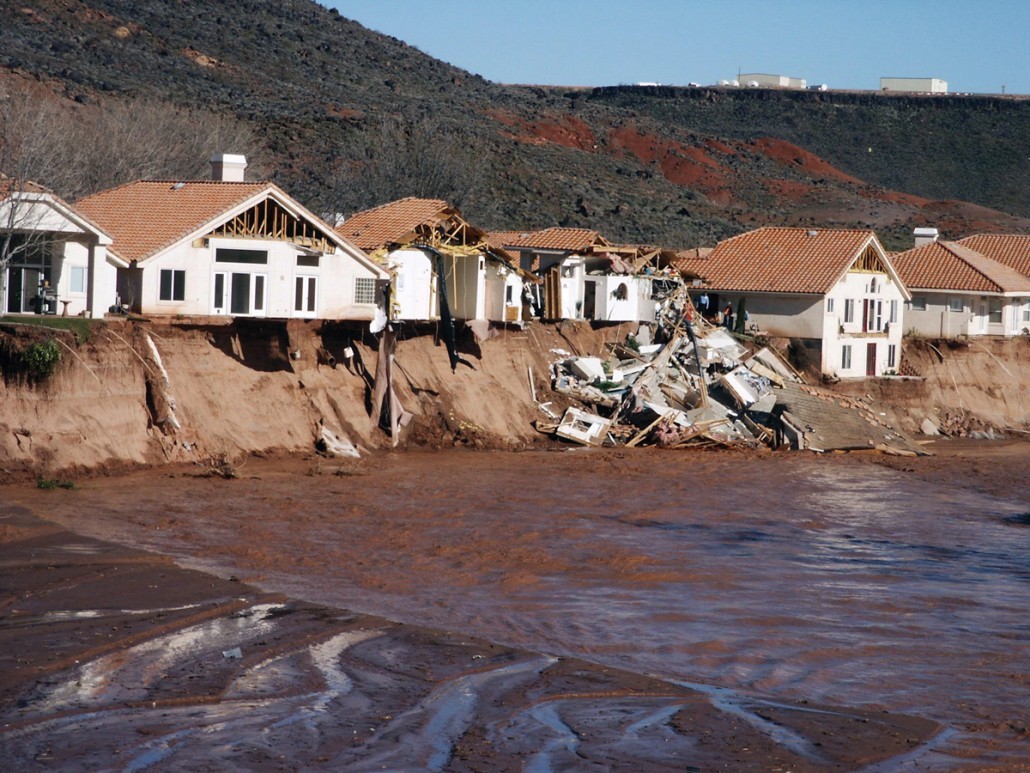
xmin=485 ymin=230 xmax=529 ymax=250
xmin=671 ymin=247 xmax=713 ymax=278
xmin=336 ymin=198 xmax=451 ymax=251
xmin=691 ymin=227 xmax=883 ymax=294
xmin=892 ymin=240 xmax=1030 ymax=294
xmin=494 ymin=227 xmax=604 ymax=252
xmin=956 ymin=234 xmax=1030 ymax=278
xmin=75 ymin=180 xmax=273 ymax=262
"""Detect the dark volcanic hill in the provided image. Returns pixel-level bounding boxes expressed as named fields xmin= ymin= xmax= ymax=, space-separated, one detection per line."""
xmin=2 ymin=0 xmax=1028 ymax=250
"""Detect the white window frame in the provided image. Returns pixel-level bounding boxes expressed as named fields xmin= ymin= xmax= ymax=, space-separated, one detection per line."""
xmin=948 ymin=297 xmax=964 ymax=313
xmin=841 ymin=344 xmax=852 ymax=370
xmin=213 ymin=270 xmax=266 ymax=316
xmin=69 ymin=266 xmax=87 ymax=295
xmin=988 ymin=298 xmax=1003 ymax=324
xmin=863 ymin=298 xmax=883 ymax=332
xmin=213 ymin=271 xmax=227 ymax=314
xmin=826 ymin=298 xmax=834 ymax=314
xmin=354 ymin=276 xmax=377 ymax=305
xmin=889 ymin=299 xmax=898 ymax=324
xmin=843 ymin=298 xmax=855 ymax=324
xmin=159 ymin=269 xmax=186 ymax=302
xmin=294 ymin=275 xmax=318 ymax=316
xmin=888 ymin=344 xmax=897 ymax=369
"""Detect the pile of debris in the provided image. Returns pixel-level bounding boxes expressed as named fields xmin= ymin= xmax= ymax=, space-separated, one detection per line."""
xmin=537 ymin=296 xmax=925 ymax=456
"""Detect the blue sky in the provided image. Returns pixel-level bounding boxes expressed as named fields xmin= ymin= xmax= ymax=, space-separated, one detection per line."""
xmin=328 ymin=1 xmax=1029 ymax=95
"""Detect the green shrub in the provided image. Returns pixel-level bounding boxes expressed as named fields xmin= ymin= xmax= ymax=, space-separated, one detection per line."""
xmin=36 ymin=476 xmax=75 ymax=490
xmin=22 ymin=338 xmax=62 ymax=381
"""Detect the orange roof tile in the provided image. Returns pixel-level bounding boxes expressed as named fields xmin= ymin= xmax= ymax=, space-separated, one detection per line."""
xmin=692 ymin=227 xmax=883 ymax=294
xmin=956 ymin=234 xmax=1030 ymax=278
xmin=336 ymin=198 xmax=451 ymax=251
xmin=892 ymin=240 xmax=1030 ymax=294
xmin=485 ymin=230 xmax=529 ymax=250
xmin=671 ymin=247 xmax=713 ymax=278
xmin=75 ymin=180 xmax=273 ymax=262
xmin=495 ymin=227 xmax=603 ymax=252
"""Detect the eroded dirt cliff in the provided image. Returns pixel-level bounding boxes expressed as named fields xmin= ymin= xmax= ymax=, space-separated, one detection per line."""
xmin=1 ymin=318 xmax=1026 ymax=478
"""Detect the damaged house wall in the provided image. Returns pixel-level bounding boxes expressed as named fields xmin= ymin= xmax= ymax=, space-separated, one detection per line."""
xmin=584 ymin=274 xmax=656 ymax=322
xmin=443 ymin=254 xmax=486 ymax=320
xmin=385 ymin=247 xmax=437 ymax=321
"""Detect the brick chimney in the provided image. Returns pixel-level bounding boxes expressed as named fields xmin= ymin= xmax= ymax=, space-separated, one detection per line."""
xmin=913 ymin=227 xmax=939 ymax=247
xmin=210 ymin=153 xmax=247 ymax=182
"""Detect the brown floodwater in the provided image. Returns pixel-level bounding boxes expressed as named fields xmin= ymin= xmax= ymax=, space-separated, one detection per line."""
xmin=5 ymin=445 xmax=1029 ymax=769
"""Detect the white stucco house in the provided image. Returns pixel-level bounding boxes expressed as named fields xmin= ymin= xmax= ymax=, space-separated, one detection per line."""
xmin=74 ymin=155 xmax=387 ymax=320
xmin=680 ymin=227 xmax=911 ymax=378
xmin=337 ymin=197 xmax=536 ymax=324
xmin=892 ymin=232 xmax=1030 ymax=338
xmin=1 ymin=176 xmax=119 ymax=318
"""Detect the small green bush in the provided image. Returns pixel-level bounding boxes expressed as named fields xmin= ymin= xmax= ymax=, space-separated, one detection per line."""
xmin=36 ymin=476 xmax=75 ymax=490
xmin=22 ymin=338 xmax=61 ymax=381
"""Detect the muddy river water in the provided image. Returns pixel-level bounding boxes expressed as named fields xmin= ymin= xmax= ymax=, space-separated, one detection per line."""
xmin=7 ymin=446 xmax=1029 ymax=768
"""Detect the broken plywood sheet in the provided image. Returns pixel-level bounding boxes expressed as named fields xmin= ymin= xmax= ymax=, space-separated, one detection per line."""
xmin=747 ymin=346 xmax=804 ymax=383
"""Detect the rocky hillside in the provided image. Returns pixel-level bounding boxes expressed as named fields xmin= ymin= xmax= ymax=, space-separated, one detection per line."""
xmin=2 ymin=0 xmax=1028 ymax=249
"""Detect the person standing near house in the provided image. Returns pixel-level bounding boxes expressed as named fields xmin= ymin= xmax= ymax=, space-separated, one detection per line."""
xmin=723 ymin=303 xmax=734 ymax=330
xmin=697 ymin=292 xmax=710 ymax=314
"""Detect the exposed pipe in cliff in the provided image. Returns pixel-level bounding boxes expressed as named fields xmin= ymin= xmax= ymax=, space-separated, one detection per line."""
xmin=144 ymin=331 xmax=182 ymax=432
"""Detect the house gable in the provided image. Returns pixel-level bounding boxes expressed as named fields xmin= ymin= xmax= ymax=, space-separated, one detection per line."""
xmin=205 ymin=196 xmax=339 ymax=254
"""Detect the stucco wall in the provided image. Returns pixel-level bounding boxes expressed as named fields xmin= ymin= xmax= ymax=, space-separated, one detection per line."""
xmin=132 ymin=237 xmax=380 ymax=321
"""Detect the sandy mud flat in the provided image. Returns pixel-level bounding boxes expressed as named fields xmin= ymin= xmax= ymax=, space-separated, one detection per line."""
xmin=1 ymin=439 xmax=1026 ymax=770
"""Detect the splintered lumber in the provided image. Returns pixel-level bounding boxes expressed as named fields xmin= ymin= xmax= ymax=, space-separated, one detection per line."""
xmin=625 ymin=411 xmax=676 ymax=447
xmin=671 ymin=419 xmax=730 ymax=447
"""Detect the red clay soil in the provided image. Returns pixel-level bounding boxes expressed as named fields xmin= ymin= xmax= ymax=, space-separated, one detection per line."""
xmin=608 ymin=126 xmax=735 ymax=203
xmin=750 ymin=137 xmax=865 ymax=185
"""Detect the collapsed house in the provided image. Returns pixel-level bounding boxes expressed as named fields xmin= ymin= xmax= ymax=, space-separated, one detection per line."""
xmin=337 ymin=198 xmax=537 ymax=324
xmin=491 ymin=228 xmax=684 ymax=324
xmin=538 ymin=286 xmax=925 ymax=455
